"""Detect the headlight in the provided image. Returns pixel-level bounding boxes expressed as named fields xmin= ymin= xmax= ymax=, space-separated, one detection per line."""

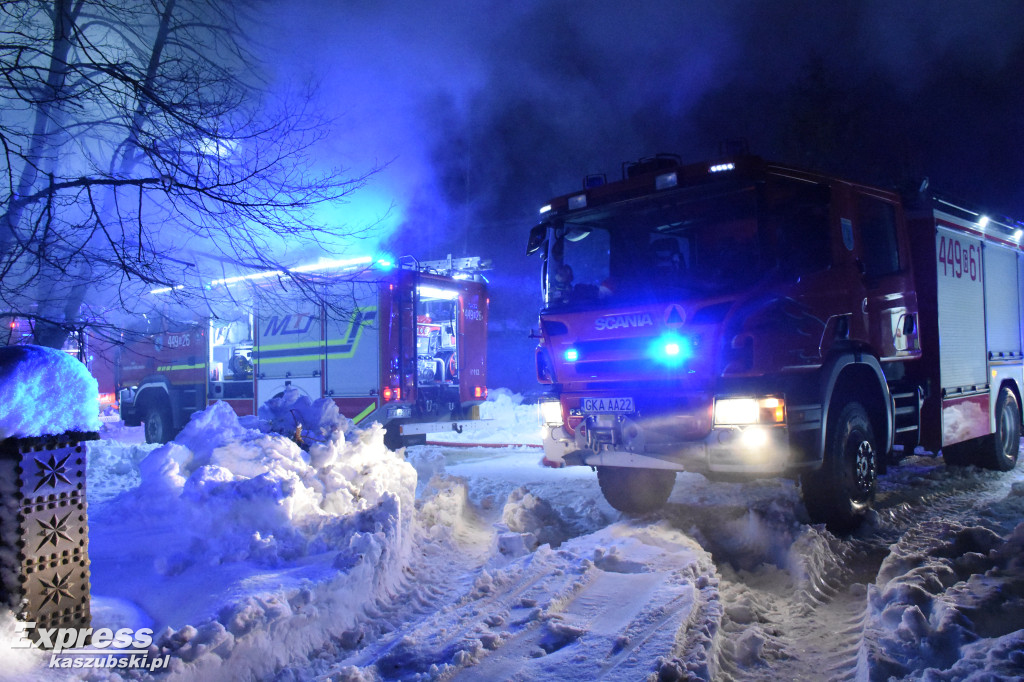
xmin=539 ymin=400 xmax=563 ymax=425
xmin=714 ymin=397 xmax=785 ymax=425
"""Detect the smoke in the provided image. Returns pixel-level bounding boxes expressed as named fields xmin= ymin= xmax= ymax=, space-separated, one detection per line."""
xmin=258 ymin=0 xmax=1024 ymax=390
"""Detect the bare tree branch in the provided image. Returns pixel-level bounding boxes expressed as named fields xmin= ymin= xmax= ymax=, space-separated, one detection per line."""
xmin=0 ymin=0 xmax=383 ymax=347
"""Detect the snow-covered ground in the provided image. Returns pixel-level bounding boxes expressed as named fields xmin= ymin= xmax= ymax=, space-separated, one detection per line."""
xmin=1 ymin=386 xmax=1023 ymax=681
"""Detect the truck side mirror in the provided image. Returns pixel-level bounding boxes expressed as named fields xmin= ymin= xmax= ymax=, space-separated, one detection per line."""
xmin=526 ymin=225 xmax=548 ymax=256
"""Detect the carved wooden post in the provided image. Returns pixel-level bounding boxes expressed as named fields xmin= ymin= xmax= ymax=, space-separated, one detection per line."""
xmin=0 ymin=431 xmax=96 ymax=636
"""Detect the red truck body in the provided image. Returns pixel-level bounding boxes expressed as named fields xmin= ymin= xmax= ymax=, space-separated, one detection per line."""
xmin=3 ymin=318 xmax=119 ymax=417
xmin=117 ymin=257 xmax=489 ymax=445
xmin=528 ymin=155 xmax=1023 ymax=530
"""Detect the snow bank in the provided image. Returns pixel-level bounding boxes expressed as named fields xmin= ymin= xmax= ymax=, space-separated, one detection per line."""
xmin=429 ymin=388 xmax=544 ymax=445
xmin=860 ymin=480 xmax=1024 ymax=679
xmin=499 ymin=486 xmax=572 ymax=551
xmin=83 ymin=393 xmax=420 ymax=679
xmin=86 ymin=438 xmax=155 ymax=503
xmin=0 ymin=344 xmax=100 ymax=439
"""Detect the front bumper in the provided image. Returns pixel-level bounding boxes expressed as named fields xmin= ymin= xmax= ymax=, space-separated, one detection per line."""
xmin=542 ymin=421 xmax=794 ymax=476
xmin=118 ymin=387 xmax=140 ymax=425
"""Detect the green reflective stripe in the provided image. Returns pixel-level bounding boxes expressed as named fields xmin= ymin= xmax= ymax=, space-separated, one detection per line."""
xmin=157 ymin=363 xmax=205 ymax=371
xmin=353 ymin=402 xmax=376 ymax=423
xmin=258 ymin=340 xmax=322 ymax=351
xmin=326 ymin=308 xmax=377 ymax=359
xmin=256 ymin=355 xmax=322 ymax=365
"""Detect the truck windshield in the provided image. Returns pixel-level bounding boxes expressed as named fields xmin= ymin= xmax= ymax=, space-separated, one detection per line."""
xmin=545 ymin=178 xmax=829 ymax=308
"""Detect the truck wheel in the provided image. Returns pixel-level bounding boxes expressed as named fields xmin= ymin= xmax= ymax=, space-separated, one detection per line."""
xmin=800 ymin=401 xmax=876 ymax=533
xmin=985 ymin=388 xmax=1020 ymax=471
xmin=597 ymin=466 xmax=676 ymax=514
xmin=143 ymin=403 xmax=174 ymax=444
xmin=946 ymin=388 xmax=1020 ymax=471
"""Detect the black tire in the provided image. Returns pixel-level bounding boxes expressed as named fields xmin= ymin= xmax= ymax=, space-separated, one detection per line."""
xmin=943 ymin=387 xmax=1020 ymax=471
xmin=143 ymin=402 xmax=174 ymax=444
xmin=800 ymin=401 xmax=877 ymax=533
xmin=597 ymin=466 xmax=676 ymax=514
xmin=986 ymin=388 xmax=1020 ymax=471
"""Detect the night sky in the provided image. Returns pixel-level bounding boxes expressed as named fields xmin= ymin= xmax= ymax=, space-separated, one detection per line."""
xmin=260 ymin=0 xmax=1024 ymax=390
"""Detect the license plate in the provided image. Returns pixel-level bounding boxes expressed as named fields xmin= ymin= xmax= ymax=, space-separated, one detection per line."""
xmin=582 ymin=397 xmax=634 ymax=413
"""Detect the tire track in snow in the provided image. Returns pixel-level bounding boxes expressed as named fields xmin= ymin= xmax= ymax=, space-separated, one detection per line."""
xmin=853 ymin=459 xmax=1024 ymax=679
xmin=657 ymin=456 xmax=1020 ymax=681
xmin=658 ymin=494 xmax=878 ymax=681
xmin=318 ymin=522 xmax=719 ymax=681
xmin=294 ymin=447 xmax=1019 ymax=681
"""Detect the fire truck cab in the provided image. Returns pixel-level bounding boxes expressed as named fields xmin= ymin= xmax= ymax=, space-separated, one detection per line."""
xmin=118 ymin=256 xmax=489 ymax=447
xmin=528 ymin=154 xmax=1023 ymax=531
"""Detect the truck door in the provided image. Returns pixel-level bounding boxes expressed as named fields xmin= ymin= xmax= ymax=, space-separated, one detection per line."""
xmin=853 ymin=192 xmax=920 ymax=362
xmin=982 ymin=240 xmax=1022 ymax=438
xmin=325 ymin=281 xmax=381 ymax=400
xmin=254 ymin=298 xmax=323 ymax=402
xmin=457 ymin=281 xmax=488 ymax=405
xmin=983 ymin=243 xmax=1021 ymax=360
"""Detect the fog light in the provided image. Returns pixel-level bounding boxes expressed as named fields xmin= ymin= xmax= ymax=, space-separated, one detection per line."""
xmin=740 ymin=426 xmax=769 ymax=449
xmin=539 ymin=400 xmax=563 ymax=425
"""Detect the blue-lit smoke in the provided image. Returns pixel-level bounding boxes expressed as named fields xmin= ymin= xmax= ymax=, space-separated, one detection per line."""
xmin=253 ymin=1 xmax=1024 ymax=391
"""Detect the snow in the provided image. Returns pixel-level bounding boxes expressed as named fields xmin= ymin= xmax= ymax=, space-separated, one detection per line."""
xmin=0 ymin=383 xmax=1022 ymax=681
xmin=861 ymin=482 xmax=1024 ymax=679
xmin=427 ymin=388 xmax=544 ymax=446
xmin=0 ymin=345 xmax=100 ymax=439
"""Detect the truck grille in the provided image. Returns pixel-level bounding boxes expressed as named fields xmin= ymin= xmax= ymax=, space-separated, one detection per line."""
xmin=565 ymin=335 xmax=705 ymax=379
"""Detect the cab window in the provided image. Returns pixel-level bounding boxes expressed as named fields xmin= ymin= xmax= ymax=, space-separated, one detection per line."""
xmin=858 ymin=194 xmax=900 ymax=277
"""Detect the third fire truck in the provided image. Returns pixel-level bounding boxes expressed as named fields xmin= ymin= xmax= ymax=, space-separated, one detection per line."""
xmin=528 ymin=154 xmax=1023 ymax=531
xmin=117 ymin=256 xmax=489 ymax=447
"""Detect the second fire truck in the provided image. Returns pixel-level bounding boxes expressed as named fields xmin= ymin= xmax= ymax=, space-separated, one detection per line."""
xmin=529 ymin=154 xmax=1023 ymax=531
xmin=117 ymin=256 xmax=489 ymax=447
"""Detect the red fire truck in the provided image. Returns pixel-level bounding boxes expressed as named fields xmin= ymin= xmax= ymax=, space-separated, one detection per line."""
xmin=117 ymin=256 xmax=489 ymax=446
xmin=528 ymin=154 xmax=1024 ymax=531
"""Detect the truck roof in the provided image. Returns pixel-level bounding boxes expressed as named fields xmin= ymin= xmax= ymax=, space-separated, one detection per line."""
xmin=534 ymin=154 xmax=904 ymax=220
xmin=536 ymin=154 xmax=1023 ymax=240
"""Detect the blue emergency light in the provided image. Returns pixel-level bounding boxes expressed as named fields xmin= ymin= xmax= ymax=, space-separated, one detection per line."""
xmin=649 ymin=333 xmax=693 ymax=367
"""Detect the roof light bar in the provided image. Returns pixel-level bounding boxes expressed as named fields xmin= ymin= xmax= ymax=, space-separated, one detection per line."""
xmin=209 ymin=270 xmax=282 ymax=287
xmin=293 ymin=255 xmax=373 ymax=273
xmin=153 ymin=253 xmax=401 ymax=294
xmin=710 ymin=163 xmax=735 ymax=173
xmin=149 ymin=284 xmax=185 ymax=295
xmin=417 ymin=285 xmax=460 ymax=300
